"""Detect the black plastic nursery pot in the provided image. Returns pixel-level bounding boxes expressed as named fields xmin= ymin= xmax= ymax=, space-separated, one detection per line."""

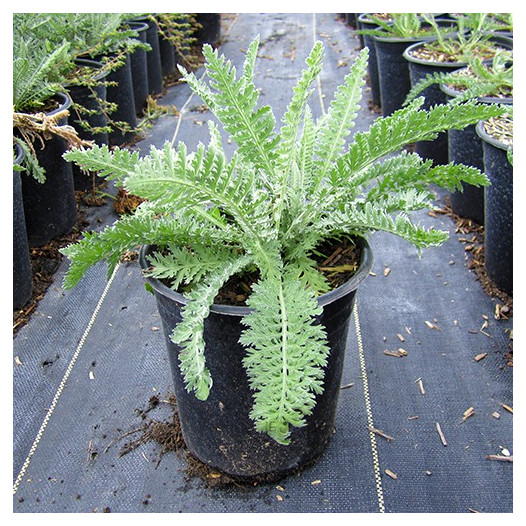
xmin=68 ymin=58 xmax=109 ymax=191
xmin=13 ymin=143 xmax=33 ymax=310
xmin=20 ymin=92 xmax=78 ymax=247
xmin=373 ymin=19 xmax=457 ymax=117
xmin=139 ymin=237 xmax=373 ymax=481
xmin=476 ymin=120 xmax=513 ymax=295
xmin=357 ymin=14 xmax=381 ymax=107
xmin=142 ymin=16 xmax=164 ymax=96
xmin=403 ymin=34 xmax=513 ymax=166
xmin=105 ymin=52 xmax=137 ymax=147
xmin=195 ymin=14 xmax=221 ymax=47
xmin=159 ymin=33 xmax=176 ymax=78
xmin=128 ymin=21 xmax=150 ymax=115
xmin=441 ymin=82 xmax=512 ymax=224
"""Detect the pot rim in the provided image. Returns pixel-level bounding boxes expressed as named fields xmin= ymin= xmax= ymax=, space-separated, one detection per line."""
xmin=475 ymin=119 xmax=513 ymax=151
xmin=372 ymin=19 xmax=457 ymax=44
xmin=439 ymin=78 xmax=513 ymax=104
xmin=139 ymin=236 xmax=374 ymax=316
xmin=403 ymin=33 xmax=513 ymax=67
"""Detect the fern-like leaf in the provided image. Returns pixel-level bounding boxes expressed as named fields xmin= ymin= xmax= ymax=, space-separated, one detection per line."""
xmin=240 ymin=270 xmax=329 ymax=444
xmin=171 ymin=254 xmax=254 ymax=400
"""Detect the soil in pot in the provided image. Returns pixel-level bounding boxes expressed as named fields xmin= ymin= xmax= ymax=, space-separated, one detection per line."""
xmin=139 ymin=236 xmax=372 ymax=482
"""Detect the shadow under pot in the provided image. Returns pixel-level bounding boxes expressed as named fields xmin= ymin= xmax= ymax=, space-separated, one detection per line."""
xmin=13 ymin=143 xmax=33 ymax=309
xmin=138 ymin=237 xmax=373 ymax=482
xmin=20 ymin=92 xmax=78 ymax=247
xmin=372 ymin=19 xmax=457 ymax=118
xmin=476 ymin=119 xmax=513 ymax=296
xmin=403 ymin=34 xmax=513 ymax=166
xmin=440 ymin=81 xmax=512 ymax=225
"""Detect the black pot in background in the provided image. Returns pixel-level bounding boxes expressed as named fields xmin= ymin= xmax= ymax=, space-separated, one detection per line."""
xmin=20 ymin=92 xmax=78 ymax=247
xmin=195 ymin=13 xmax=221 ymax=47
xmin=134 ymin=16 xmax=163 ymax=96
xmin=128 ymin=21 xmax=150 ymax=115
xmin=357 ymin=14 xmax=382 ymax=107
xmin=403 ymin=34 xmax=513 ymax=166
xmin=373 ymin=19 xmax=457 ymax=118
xmin=441 ymin=81 xmax=512 ymax=224
xmin=476 ymin=120 xmax=513 ymax=295
xmin=160 ymin=33 xmax=176 ymax=77
xmin=67 ymin=58 xmax=109 ymax=191
xmin=345 ymin=13 xmax=357 ymax=28
xmin=105 ymin=52 xmax=137 ymax=146
xmin=13 ymin=143 xmax=33 ymax=310
xmin=139 ymin=237 xmax=373 ymax=481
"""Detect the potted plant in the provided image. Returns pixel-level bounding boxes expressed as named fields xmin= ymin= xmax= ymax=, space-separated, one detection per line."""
xmin=357 ymin=13 xmax=458 ymax=116
xmin=60 ymin=38 xmax=504 ymax=481
xmin=476 ymin=110 xmax=513 ymax=295
xmin=12 ymin=23 xmax=82 ymax=246
xmin=403 ymin=13 xmax=513 ymax=165
xmin=405 ymin=49 xmax=513 ymax=223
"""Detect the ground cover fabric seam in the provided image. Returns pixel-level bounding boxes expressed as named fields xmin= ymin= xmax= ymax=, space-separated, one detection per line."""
xmin=12 ymin=263 xmax=121 ymax=495
xmin=354 ymin=303 xmax=386 ymax=513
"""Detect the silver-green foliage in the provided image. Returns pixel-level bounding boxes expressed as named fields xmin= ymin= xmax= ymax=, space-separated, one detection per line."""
xmin=61 ymin=37 xmax=504 ymax=444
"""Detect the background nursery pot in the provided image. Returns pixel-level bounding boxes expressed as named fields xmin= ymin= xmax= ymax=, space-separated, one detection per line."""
xmin=139 ymin=239 xmax=373 ymax=480
xmin=441 ymin=82 xmax=512 ymax=224
xmin=13 ymin=143 xmax=33 ymax=309
xmin=476 ymin=119 xmax=513 ymax=295
xmin=20 ymin=92 xmax=78 ymax=247
xmin=403 ymin=34 xmax=513 ymax=166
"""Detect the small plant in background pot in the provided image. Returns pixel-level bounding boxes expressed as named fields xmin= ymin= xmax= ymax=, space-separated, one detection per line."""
xmin=60 ymin=37 xmax=504 ymax=479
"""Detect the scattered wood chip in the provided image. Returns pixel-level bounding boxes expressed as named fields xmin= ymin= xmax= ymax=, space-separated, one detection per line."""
xmin=368 ymin=425 xmax=394 ymax=442
xmin=275 ymin=494 xmax=283 ymax=501
xmin=469 ymin=508 xmax=479 ymax=513
xmin=383 ymin=267 xmax=391 ymax=277
xmin=14 ymin=356 xmax=23 ymax=366
xmin=500 ymin=403 xmax=513 ymax=414
xmin=425 ymin=321 xmax=440 ymax=330
xmin=436 ymin=422 xmax=447 ymax=446
xmin=416 ymin=378 xmax=425 ymax=395
xmin=474 ymin=353 xmax=487 ymax=362
xmin=89 ymin=371 xmax=95 ymax=380
xmin=151 ymin=326 xmax=160 ymax=332
xmin=396 ymin=333 xmax=405 ymax=342
xmin=369 ymin=271 xmax=377 ymax=276
xmin=405 ymin=326 xmax=412 ymax=334
xmin=385 ymin=469 xmax=397 ymax=480
xmin=462 ymin=407 xmax=475 ymax=421
xmin=276 ymin=485 xmax=285 ymax=491
xmin=500 ymin=448 xmax=511 ymax=457
xmin=208 ymin=472 xmax=221 ymax=479
xmin=311 ymin=480 xmax=321 ymax=485
xmin=340 ymin=382 xmax=354 ymax=389
xmin=486 ymin=455 xmax=513 ymax=462
xmin=383 ymin=349 xmax=408 ymax=358
xmin=492 ymin=411 xmax=501 ymax=419
xmin=408 ymin=415 xmax=419 ymax=421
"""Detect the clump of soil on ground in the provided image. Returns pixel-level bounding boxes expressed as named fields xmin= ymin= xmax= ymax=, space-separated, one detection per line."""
xmin=114 ymin=393 xmax=238 ymax=488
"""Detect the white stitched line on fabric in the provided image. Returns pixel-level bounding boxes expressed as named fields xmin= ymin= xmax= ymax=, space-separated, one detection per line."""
xmin=13 ymin=263 xmax=120 ymax=495
xmin=354 ymin=303 xmax=386 ymax=513
xmin=312 ymin=11 xmax=385 ymax=513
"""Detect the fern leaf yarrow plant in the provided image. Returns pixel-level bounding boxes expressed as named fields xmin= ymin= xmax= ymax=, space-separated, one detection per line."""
xmin=61 ymin=36 xmax=505 ymax=445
